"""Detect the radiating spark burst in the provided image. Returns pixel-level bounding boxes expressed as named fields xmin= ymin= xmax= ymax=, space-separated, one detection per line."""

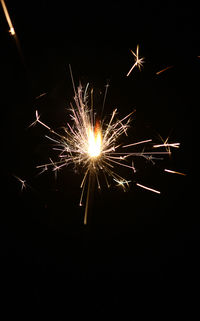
xmin=35 ymin=92 xmax=48 ymax=100
xmin=33 ymin=80 xmax=180 ymax=224
xmin=126 ymin=45 xmax=144 ymax=77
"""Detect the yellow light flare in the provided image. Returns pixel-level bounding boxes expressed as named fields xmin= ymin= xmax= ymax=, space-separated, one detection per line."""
xmin=0 ymin=0 xmax=15 ymax=36
xmin=87 ymin=125 xmax=102 ymax=158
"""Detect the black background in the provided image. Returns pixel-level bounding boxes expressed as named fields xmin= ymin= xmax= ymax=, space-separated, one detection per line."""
xmin=0 ymin=0 xmax=197 ymax=319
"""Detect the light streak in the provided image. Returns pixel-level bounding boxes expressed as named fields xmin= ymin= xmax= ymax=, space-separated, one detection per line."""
xmin=29 ymin=110 xmax=52 ymax=131
xmin=153 ymin=143 xmax=180 ymax=149
xmin=0 ymin=0 xmax=25 ymax=64
xmin=154 ymin=135 xmax=179 ymax=155
xmin=126 ymin=45 xmax=144 ymax=77
xmin=0 ymin=0 xmax=15 ymax=36
xmin=123 ymin=139 xmax=152 ymax=148
xmin=136 ymin=183 xmax=161 ymax=194
xmin=164 ymin=169 xmax=186 ymax=176
xmin=156 ymin=65 xmax=174 ymax=75
xmin=35 ymin=93 xmax=47 ymax=100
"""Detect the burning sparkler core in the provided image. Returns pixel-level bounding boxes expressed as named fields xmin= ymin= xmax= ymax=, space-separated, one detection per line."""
xmin=87 ymin=124 xmax=102 ymax=158
xmin=33 ymin=79 xmax=183 ymax=224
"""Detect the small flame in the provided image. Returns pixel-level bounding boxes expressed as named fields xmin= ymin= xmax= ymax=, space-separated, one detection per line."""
xmin=87 ymin=122 xmax=102 ymax=158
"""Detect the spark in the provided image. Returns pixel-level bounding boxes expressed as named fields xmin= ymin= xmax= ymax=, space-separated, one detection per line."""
xmin=154 ymin=135 xmax=179 ymax=155
xmin=14 ymin=175 xmax=27 ymax=191
xmin=0 ymin=0 xmax=15 ymax=36
xmin=29 ymin=110 xmax=52 ymax=131
xmin=126 ymin=45 xmax=144 ymax=77
xmin=153 ymin=143 xmax=180 ymax=149
xmin=156 ymin=65 xmax=174 ymax=75
xmin=164 ymin=169 xmax=186 ymax=176
xmin=36 ymin=165 xmax=48 ymax=176
xmin=0 ymin=0 xmax=25 ymax=64
xmin=35 ymin=92 xmax=47 ymax=100
xmin=114 ymin=178 xmax=131 ymax=192
xmin=123 ymin=139 xmax=152 ymax=148
xmin=136 ymin=183 xmax=161 ymax=194
xmin=32 ymin=78 xmax=180 ymax=224
xmin=101 ymin=82 xmax=110 ymax=117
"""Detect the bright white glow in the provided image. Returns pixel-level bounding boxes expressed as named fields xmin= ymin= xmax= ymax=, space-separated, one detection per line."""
xmin=9 ymin=27 xmax=15 ymax=35
xmin=87 ymin=127 xmax=102 ymax=158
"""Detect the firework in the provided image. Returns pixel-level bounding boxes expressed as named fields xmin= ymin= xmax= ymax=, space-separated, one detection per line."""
xmin=32 ymin=71 xmax=182 ymax=224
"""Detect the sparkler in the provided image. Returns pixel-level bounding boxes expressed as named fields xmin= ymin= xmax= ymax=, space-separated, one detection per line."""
xmin=32 ymin=69 xmax=182 ymax=224
xmin=0 ymin=2 xmax=186 ymax=224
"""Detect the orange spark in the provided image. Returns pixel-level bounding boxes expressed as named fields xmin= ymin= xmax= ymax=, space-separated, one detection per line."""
xmin=156 ymin=65 xmax=174 ymax=75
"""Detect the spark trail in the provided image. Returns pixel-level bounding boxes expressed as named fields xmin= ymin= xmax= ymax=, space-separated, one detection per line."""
xmin=0 ymin=0 xmax=24 ymax=63
xmin=0 ymin=0 xmax=15 ymax=35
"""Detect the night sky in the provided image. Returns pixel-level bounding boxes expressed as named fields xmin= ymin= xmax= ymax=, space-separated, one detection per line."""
xmin=0 ymin=0 xmax=197 ymax=319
